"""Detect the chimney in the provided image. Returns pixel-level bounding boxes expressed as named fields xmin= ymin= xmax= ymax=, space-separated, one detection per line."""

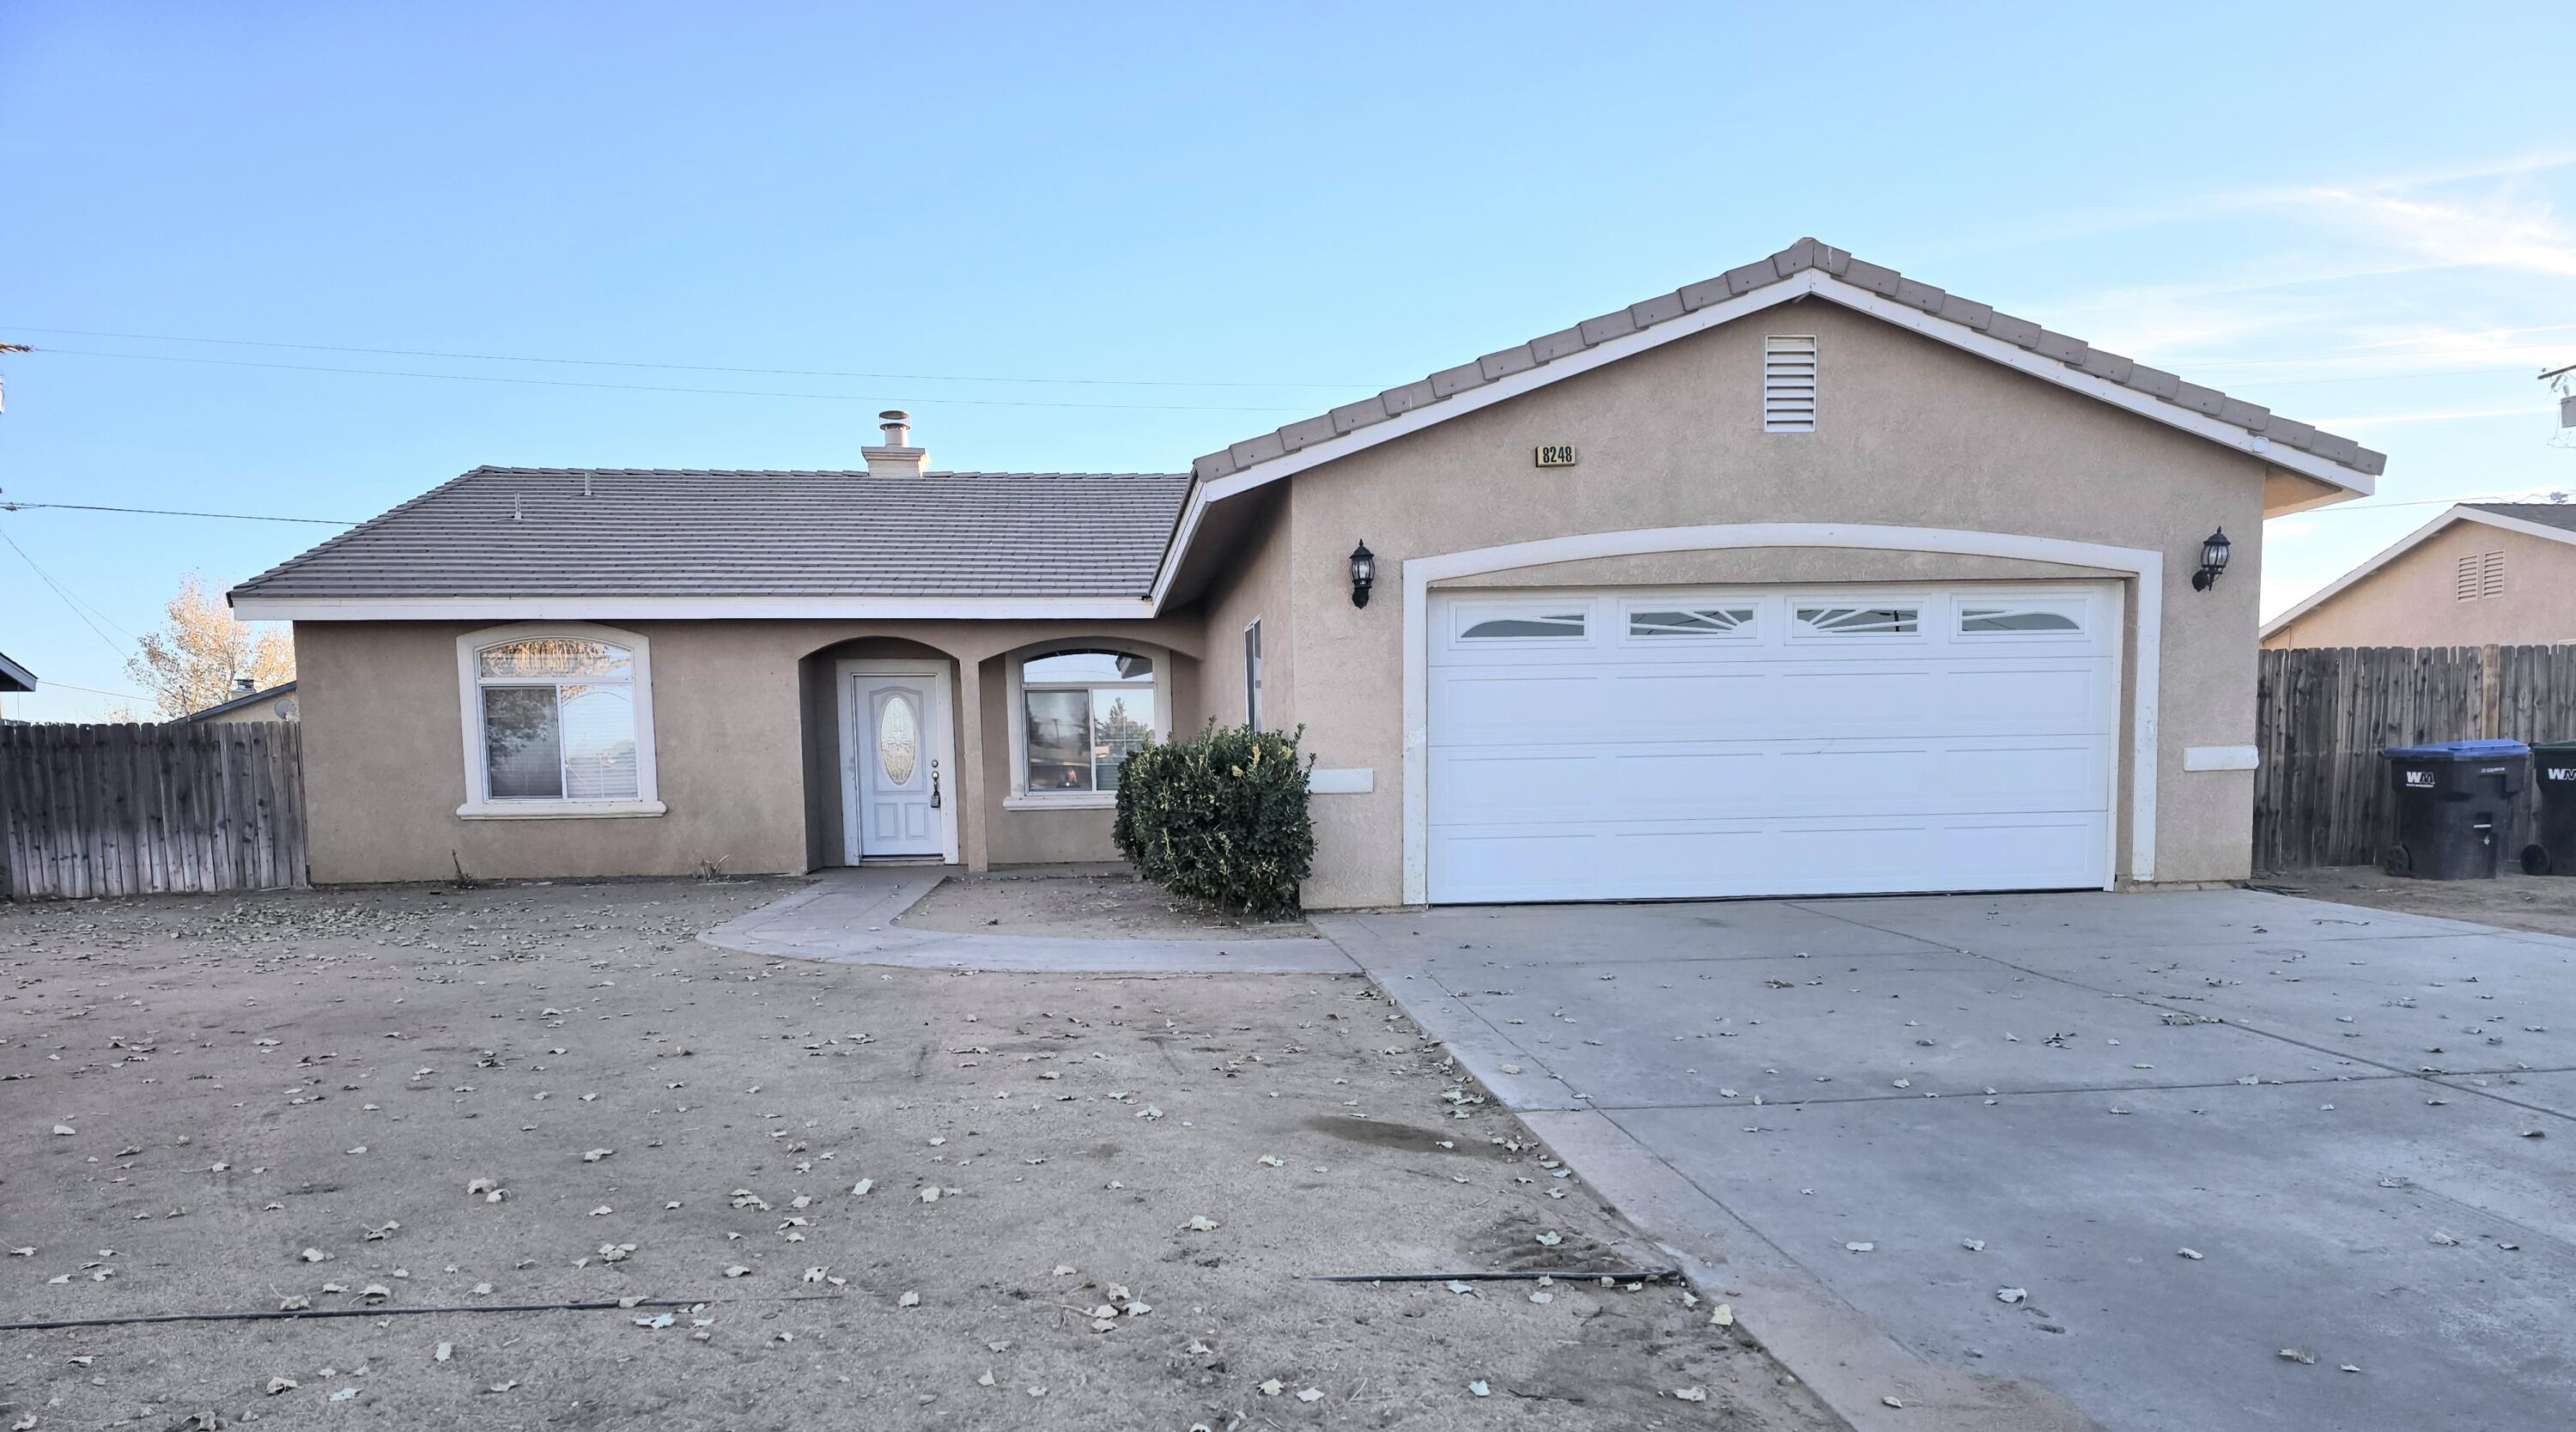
xmin=862 ymin=409 xmax=929 ymax=477
xmin=234 ymin=677 xmax=257 ymax=695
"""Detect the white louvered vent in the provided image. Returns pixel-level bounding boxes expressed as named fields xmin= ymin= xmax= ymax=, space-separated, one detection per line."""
xmin=2456 ymin=551 xmax=2507 ymax=600
xmin=1763 ymin=336 xmax=1818 ymax=434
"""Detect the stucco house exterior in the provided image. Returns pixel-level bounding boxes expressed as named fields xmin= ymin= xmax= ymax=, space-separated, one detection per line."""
xmin=2261 ymin=503 xmax=2576 ymax=650
xmin=229 ymin=239 xmax=2383 ymax=907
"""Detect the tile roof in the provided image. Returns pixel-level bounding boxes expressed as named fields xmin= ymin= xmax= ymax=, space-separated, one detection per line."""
xmin=1189 ymin=237 xmax=2388 ymax=484
xmin=232 ymin=467 xmax=1191 ymax=601
xmin=2464 ymin=501 xmax=2576 ymax=532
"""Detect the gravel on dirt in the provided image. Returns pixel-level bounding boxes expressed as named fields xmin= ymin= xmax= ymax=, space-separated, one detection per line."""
xmin=0 ymin=878 xmax=1838 ymax=1431
xmin=896 ymin=870 xmax=1321 ymax=941
xmin=2256 ymin=865 xmax=2576 ymax=939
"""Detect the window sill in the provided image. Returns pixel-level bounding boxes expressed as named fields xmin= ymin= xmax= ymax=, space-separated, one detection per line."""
xmin=457 ymin=799 xmax=667 ymax=821
xmin=1003 ymin=793 xmax=1115 ymax=812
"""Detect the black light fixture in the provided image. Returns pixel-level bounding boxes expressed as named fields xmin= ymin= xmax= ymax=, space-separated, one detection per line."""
xmin=2191 ymin=527 xmax=2232 ymax=592
xmin=1349 ymin=541 xmax=1376 ymax=608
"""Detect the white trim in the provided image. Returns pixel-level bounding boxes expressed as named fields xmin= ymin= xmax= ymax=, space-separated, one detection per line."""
xmin=1000 ymin=638 xmax=1172 ymax=804
xmin=1308 ymin=767 xmax=1374 ymax=795
xmin=1243 ymin=617 xmax=1265 ymax=728
xmin=1004 ymin=792 xmax=1116 ymax=811
xmin=459 ymin=799 xmax=666 ymax=821
xmin=0 ymin=649 xmax=34 ymax=692
xmin=1151 ymin=269 xmax=2372 ymax=611
xmin=2184 ymin=744 xmax=2260 ymax=773
xmin=2260 ymin=506 xmax=2576 ymax=639
xmin=234 ymin=593 xmax=1155 ymax=622
xmin=836 ymin=658 xmax=961 ymax=865
xmin=1400 ymin=523 xmax=2166 ymax=904
xmin=453 ymin=622 xmax=659 ymax=819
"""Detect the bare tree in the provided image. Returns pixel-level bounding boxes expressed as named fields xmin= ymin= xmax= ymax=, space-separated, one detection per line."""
xmin=125 ymin=573 xmax=295 ymax=719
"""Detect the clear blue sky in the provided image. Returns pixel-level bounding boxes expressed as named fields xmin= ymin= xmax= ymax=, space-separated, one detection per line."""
xmin=3 ymin=3 xmax=2571 ymax=720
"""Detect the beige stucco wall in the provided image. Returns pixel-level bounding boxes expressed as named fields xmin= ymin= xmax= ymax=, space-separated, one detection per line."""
xmin=1194 ymin=488 xmax=1295 ymax=733
xmin=297 ymin=616 xmax=1200 ymax=885
xmin=1253 ymin=298 xmax=2277 ymax=907
xmin=2263 ymin=520 xmax=2576 ymax=649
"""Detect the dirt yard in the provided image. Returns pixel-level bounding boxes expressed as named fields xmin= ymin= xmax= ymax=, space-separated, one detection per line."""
xmin=897 ymin=869 xmax=1321 ymax=941
xmin=0 ymin=878 xmax=1837 ymax=1432
xmin=2256 ymin=865 xmax=2576 ymax=939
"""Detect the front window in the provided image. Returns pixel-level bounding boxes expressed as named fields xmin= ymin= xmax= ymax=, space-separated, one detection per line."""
xmin=475 ymin=637 xmax=640 ymax=801
xmin=1021 ymin=650 xmax=1155 ymax=794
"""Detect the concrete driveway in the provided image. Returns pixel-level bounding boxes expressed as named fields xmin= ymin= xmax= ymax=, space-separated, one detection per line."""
xmin=1319 ymin=890 xmax=2575 ymax=1432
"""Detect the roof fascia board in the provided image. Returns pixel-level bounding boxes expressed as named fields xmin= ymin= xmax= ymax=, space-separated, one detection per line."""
xmin=2257 ymin=505 xmax=2576 ymax=639
xmin=0 ymin=649 xmax=34 ymax=691
xmin=1150 ymin=271 xmax=2376 ymax=610
xmin=1150 ymin=275 xmax=1826 ymax=610
xmin=1809 ymin=277 xmax=2373 ymax=497
xmin=231 ymin=595 xmax=1159 ymax=623
xmin=2257 ymin=507 xmax=2462 ymax=638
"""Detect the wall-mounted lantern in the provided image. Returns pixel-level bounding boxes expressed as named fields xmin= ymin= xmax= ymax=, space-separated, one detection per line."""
xmin=2190 ymin=527 xmax=2232 ymax=592
xmin=1349 ymin=541 xmax=1376 ymax=609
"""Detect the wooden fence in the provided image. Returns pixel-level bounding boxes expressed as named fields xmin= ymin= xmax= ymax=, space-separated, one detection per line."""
xmin=2255 ymin=645 xmax=2576 ymax=870
xmin=0 ymin=722 xmax=307 ymax=900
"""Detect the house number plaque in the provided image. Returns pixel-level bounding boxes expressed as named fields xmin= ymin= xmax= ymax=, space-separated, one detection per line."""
xmin=1534 ymin=444 xmax=1577 ymax=467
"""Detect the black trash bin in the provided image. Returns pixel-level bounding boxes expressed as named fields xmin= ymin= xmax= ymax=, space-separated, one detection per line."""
xmin=2523 ymin=740 xmax=2576 ymax=875
xmin=2382 ymin=739 xmax=2529 ymax=880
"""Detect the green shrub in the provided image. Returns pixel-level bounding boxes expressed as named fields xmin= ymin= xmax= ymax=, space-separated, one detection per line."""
xmin=1113 ymin=721 xmax=1315 ymax=918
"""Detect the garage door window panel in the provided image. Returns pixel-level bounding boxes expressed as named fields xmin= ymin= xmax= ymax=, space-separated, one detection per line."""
xmin=1794 ymin=604 xmax=1921 ymax=638
xmin=1456 ymin=609 xmax=1588 ymax=643
xmin=1959 ymin=603 xmax=2086 ymax=636
xmin=1625 ymin=604 xmax=1759 ymax=640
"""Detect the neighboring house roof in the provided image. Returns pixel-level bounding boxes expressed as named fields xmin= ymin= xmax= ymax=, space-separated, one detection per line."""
xmin=232 ymin=468 xmax=1191 ymax=617
xmin=182 ymin=680 xmax=297 ymax=722
xmin=0 ymin=649 xmax=32 ymax=693
xmin=2259 ymin=502 xmax=2576 ymax=638
xmin=1151 ymin=237 xmax=2387 ymax=608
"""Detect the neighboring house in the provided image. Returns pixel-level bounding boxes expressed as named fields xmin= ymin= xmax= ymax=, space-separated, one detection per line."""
xmin=229 ymin=238 xmax=2384 ymax=907
xmin=2261 ymin=503 xmax=2576 ymax=650
xmin=0 ymin=649 xmax=32 ymax=725
xmin=182 ymin=677 xmax=301 ymax=725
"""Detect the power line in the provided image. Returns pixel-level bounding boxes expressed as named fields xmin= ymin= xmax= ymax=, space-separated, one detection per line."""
xmin=24 ymin=677 xmax=155 ymax=703
xmin=22 ymin=348 xmax=1328 ymax=412
xmin=0 ymin=526 xmax=133 ymax=661
xmin=2 ymin=499 xmax=355 ymax=525
xmin=0 ymin=324 xmax=1378 ymax=392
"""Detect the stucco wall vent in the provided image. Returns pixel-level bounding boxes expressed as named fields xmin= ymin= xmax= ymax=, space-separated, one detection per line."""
xmin=2457 ymin=550 xmax=2506 ymax=601
xmin=1763 ymin=336 xmax=1818 ymax=434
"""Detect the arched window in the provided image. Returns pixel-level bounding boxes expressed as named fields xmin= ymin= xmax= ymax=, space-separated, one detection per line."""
xmin=1006 ymin=644 xmax=1167 ymax=806
xmin=455 ymin=625 xmax=662 ymax=817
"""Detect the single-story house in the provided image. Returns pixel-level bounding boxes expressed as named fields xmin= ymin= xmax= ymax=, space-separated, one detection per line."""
xmin=2261 ymin=502 xmax=2576 ymax=649
xmin=182 ymin=677 xmax=301 ymax=725
xmin=0 ymin=650 xmax=33 ymax=725
xmin=230 ymin=239 xmax=2383 ymax=907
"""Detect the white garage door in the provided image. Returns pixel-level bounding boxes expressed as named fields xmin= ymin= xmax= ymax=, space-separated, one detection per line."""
xmin=1426 ymin=585 xmax=2120 ymax=903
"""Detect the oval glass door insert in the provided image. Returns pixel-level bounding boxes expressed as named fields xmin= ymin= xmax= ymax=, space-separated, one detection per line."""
xmin=878 ymin=693 xmax=919 ymax=786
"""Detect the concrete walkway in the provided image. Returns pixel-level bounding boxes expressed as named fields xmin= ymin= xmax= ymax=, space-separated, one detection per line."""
xmin=1319 ymin=890 xmax=2576 ymax=1432
xmin=697 ymin=867 xmax=1358 ymax=974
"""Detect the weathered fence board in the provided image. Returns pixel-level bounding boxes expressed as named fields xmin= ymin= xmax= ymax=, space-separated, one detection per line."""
xmin=2254 ymin=646 xmax=2576 ymax=871
xmin=0 ymin=722 xmax=307 ymax=900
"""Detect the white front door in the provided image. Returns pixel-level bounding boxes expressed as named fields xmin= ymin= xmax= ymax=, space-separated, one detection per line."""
xmin=847 ymin=671 xmax=946 ymax=859
xmin=1425 ymin=584 xmax=2122 ymax=903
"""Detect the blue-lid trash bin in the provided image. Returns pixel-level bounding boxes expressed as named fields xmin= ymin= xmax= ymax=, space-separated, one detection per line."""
xmin=2381 ymin=739 xmax=2529 ymax=880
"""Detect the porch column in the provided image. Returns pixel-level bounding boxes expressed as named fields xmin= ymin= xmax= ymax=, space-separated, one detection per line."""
xmin=955 ymin=654 xmax=989 ymax=871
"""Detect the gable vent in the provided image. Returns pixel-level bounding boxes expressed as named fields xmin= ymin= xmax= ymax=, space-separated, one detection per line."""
xmin=2456 ymin=550 xmax=2507 ymax=600
xmin=1763 ymin=335 xmax=1818 ymax=434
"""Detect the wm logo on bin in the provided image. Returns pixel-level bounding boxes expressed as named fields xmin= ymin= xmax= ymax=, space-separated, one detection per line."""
xmin=2403 ymin=770 xmax=2434 ymax=787
xmin=2549 ymin=768 xmax=2576 ymax=782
